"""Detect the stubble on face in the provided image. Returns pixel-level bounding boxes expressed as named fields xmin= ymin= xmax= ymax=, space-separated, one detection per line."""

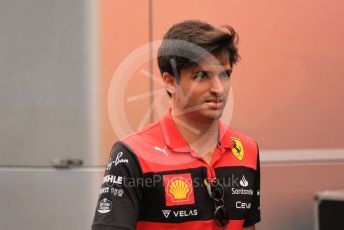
xmin=173 ymin=52 xmax=232 ymax=123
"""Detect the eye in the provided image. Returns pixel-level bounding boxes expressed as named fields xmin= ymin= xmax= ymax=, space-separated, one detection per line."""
xmin=194 ymin=71 xmax=210 ymax=79
xmin=219 ymin=71 xmax=232 ymax=78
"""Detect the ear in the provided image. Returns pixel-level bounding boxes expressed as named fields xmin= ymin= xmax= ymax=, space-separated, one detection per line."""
xmin=162 ymin=72 xmax=177 ymax=95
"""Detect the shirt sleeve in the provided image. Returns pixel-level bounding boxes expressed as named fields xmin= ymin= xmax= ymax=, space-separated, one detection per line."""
xmin=92 ymin=141 xmax=143 ymax=230
xmin=243 ymin=143 xmax=261 ymax=227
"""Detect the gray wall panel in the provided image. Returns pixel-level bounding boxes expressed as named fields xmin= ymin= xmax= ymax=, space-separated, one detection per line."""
xmin=257 ymin=163 xmax=344 ymax=230
xmin=0 ymin=168 xmax=104 ymax=230
xmin=0 ymin=0 xmax=100 ymax=166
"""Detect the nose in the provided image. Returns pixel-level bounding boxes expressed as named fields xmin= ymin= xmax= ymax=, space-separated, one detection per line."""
xmin=209 ymin=75 xmax=225 ymax=95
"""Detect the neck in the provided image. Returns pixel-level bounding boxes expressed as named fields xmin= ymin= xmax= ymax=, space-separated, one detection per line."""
xmin=171 ymin=107 xmax=219 ymax=155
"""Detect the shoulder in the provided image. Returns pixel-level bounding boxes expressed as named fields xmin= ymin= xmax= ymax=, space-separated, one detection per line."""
xmin=223 ymin=125 xmax=260 ymax=166
xmin=107 ymin=141 xmax=141 ymax=169
xmin=114 ymin=120 xmax=166 ymax=166
xmin=121 ymin=119 xmax=162 ymax=144
xmin=228 ymin=127 xmax=258 ymax=150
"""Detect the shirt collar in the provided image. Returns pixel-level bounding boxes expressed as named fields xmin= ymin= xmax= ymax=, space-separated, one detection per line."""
xmin=218 ymin=121 xmax=234 ymax=149
xmin=159 ymin=108 xmax=234 ymax=152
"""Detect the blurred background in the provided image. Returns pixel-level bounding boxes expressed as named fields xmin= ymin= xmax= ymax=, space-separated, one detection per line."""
xmin=0 ymin=0 xmax=344 ymax=229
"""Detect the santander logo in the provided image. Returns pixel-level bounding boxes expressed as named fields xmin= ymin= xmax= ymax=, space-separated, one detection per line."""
xmin=239 ymin=175 xmax=249 ymax=187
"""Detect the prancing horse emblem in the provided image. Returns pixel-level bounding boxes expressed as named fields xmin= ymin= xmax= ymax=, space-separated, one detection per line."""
xmin=230 ymin=137 xmax=244 ymax=160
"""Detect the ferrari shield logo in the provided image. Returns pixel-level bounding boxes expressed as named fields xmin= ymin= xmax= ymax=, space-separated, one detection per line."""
xmin=231 ymin=137 xmax=244 ymax=160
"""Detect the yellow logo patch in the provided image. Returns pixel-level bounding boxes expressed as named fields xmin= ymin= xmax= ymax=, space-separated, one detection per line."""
xmin=231 ymin=137 xmax=244 ymax=160
xmin=163 ymin=173 xmax=195 ymax=206
xmin=168 ymin=178 xmax=190 ymax=200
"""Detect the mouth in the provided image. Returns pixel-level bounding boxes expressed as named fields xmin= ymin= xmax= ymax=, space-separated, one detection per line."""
xmin=204 ymin=98 xmax=224 ymax=109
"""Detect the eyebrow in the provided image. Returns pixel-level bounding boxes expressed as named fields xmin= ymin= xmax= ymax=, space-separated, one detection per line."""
xmin=221 ymin=69 xmax=232 ymax=74
xmin=191 ymin=67 xmax=232 ymax=74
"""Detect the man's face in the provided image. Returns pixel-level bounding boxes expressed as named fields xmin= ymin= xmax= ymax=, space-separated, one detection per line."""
xmin=173 ymin=52 xmax=232 ymax=121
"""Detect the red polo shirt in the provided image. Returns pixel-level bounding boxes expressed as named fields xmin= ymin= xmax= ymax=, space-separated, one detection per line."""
xmin=92 ymin=108 xmax=260 ymax=230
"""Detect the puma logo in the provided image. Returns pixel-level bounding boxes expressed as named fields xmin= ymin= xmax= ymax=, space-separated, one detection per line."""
xmin=154 ymin=146 xmax=168 ymax=156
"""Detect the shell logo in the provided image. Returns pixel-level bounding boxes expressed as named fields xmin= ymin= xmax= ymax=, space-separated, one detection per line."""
xmin=168 ymin=177 xmax=191 ymax=200
xmin=163 ymin=173 xmax=195 ymax=206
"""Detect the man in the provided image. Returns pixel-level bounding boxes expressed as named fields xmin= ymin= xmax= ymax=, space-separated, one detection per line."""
xmin=92 ymin=20 xmax=260 ymax=230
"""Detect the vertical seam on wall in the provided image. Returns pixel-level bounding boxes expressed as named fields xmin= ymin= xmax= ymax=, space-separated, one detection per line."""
xmin=148 ymin=0 xmax=154 ymax=122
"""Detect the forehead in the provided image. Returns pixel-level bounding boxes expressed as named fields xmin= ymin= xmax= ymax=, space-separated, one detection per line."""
xmin=193 ymin=52 xmax=231 ymax=70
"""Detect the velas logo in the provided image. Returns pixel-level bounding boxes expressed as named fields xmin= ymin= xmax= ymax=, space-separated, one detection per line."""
xmin=162 ymin=210 xmax=171 ymax=218
xmin=163 ymin=173 xmax=195 ymax=206
xmin=161 ymin=209 xmax=198 ymax=219
xmin=230 ymin=137 xmax=244 ymax=160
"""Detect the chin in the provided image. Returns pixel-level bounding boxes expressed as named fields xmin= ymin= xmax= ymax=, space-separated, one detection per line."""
xmin=202 ymin=109 xmax=224 ymax=121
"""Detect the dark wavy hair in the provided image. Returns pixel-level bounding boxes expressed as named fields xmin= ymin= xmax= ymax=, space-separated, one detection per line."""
xmin=158 ymin=20 xmax=240 ymax=96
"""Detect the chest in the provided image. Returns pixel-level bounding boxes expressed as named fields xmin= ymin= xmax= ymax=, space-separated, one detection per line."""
xmin=139 ymin=165 xmax=257 ymax=222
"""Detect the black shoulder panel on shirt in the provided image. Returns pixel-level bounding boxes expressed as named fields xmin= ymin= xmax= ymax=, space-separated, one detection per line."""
xmin=91 ymin=141 xmax=144 ymax=230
